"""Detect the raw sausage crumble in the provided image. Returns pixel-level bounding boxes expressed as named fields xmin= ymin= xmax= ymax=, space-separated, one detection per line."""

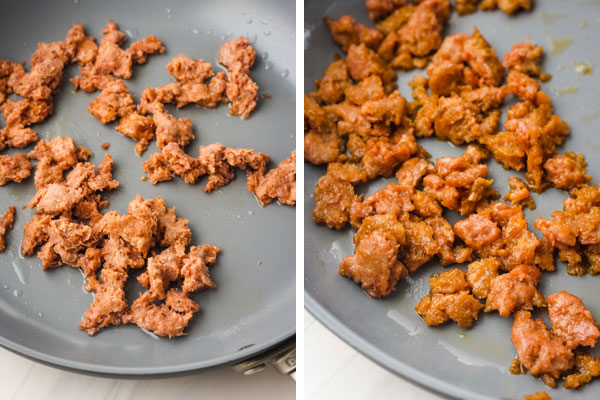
xmin=0 ymin=19 xmax=295 ymax=339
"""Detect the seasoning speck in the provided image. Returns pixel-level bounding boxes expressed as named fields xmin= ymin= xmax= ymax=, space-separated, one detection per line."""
xmin=140 ymin=176 xmax=148 ymax=181
xmin=101 ymin=142 xmax=110 ymax=150
xmin=257 ymin=261 xmax=262 ymax=266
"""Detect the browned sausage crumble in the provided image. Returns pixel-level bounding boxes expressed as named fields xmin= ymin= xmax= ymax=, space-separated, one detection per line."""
xmin=0 ymin=205 xmax=15 ymax=253
xmin=307 ymin=0 xmax=600 ymax=392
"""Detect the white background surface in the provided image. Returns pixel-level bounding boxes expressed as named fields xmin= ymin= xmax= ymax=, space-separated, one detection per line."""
xmin=305 ymin=310 xmax=444 ymax=400
xmin=0 ymin=346 xmax=295 ymax=400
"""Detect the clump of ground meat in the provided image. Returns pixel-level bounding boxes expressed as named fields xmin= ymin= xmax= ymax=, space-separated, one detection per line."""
xmin=543 ymin=152 xmax=590 ymax=190
xmin=503 ymin=41 xmax=551 ymax=82
xmin=304 ymin=94 xmax=344 ymax=165
xmin=523 ymin=392 xmax=551 ymax=400
xmin=504 ymin=176 xmax=535 ymax=210
xmin=377 ymin=0 xmax=451 ymax=70
xmin=534 ymin=184 xmax=600 ymax=276
xmin=415 ymin=268 xmax=484 ymax=328
xmin=340 ymin=223 xmax=407 ymax=298
xmin=423 ymin=145 xmax=498 ymax=215
xmin=484 ymin=264 xmax=545 ymax=317
xmin=0 ymin=154 xmax=33 ymax=186
xmin=366 ymin=0 xmax=407 ymax=21
xmin=218 ymin=37 xmax=259 ymax=119
xmin=23 ymin=178 xmax=220 ymax=337
xmin=563 ymin=352 xmax=600 ymax=389
xmin=141 ymin=142 xmax=293 ymax=206
xmin=508 ymin=290 xmax=600 ymax=388
xmin=139 ymin=54 xmax=227 ymax=113
xmin=547 ymin=291 xmax=600 ymax=350
xmin=0 ymin=205 xmax=15 ymax=253
xmin=252 ymin=150 xmax=296 ymax=206
xmin=479 ymin=0 xmax=532 ymax=15
xmin=482 ymin=92 xmax=570 ymax=193
xmin=71 ymin=20 xmax=164 ymax=88
xmin=511 ymin=311 xmax=574 ymax=384
xmin=466 ymin=257 xmax=500 ymax=299
xmin=28 ymin=136 xmax=92 ymax=189
xmin=313 ymin=171 xmax=361 ymax=229
xmin=325 ymin=15 xmax=384 ymax=52
xmin=0 ymin=25 xmax=95 ymax=152
xmin=454 ymin=201 xmax=547 ymax=271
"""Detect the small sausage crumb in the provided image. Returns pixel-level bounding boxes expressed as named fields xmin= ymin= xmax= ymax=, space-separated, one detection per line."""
xmin=0 ymin=205 xmax=16 ymax=253
xmin=101 ymin=142 xmax=110 ymax=150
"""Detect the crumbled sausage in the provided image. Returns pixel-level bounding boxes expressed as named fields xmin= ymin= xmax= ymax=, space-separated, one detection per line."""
xmin=563 ymin=352 xmax=600 ymax=389
xmin=0 ymin=154 xmax=33 ymax=186
xmin=547 ymin=291 xmax=600 ymax=350
xmin=502 ymin=41 xmax=551 ymax=82
xmin=504 ymin=176 xmax=535 ymax=210
xmin=467 ymin=257 xmax=500 ymax=299
xmin=0 ymin=206 xmax=15 ymax=253
xmin=416 ymin=289 xmax=484 ymax=328
xmin=340 ymin=230 xmax=407 ymax=298
xmin=325 ymin=15 xmax=384 ymax=52
xmin=485 ymin=265 xmax=545 ymax=317
xmin=219 ymin=37 xmax=259 ymax=119
xmin=511 ymin=311 xmax=574 ymax=379
xmin=252 ymin=150 xmax=296 ymax=206
xmin=313 ymin=173 xmax=360 ymax=229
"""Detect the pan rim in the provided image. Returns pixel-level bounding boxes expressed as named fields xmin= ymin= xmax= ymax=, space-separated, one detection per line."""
xmin=305 ymin=292 xmax=497 ymax=400
xmin=0 ymin=327 xmax=295 ymax=376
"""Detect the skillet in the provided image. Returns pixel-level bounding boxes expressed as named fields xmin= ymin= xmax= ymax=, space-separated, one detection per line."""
xmin=0 ymin=0 xmax=295 ymax=377
xmin=304 ymin=0 xmax=600 ymax=398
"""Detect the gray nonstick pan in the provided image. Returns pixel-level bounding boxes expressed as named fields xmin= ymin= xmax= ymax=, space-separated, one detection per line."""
xmin=305 ymin=0 xmax=600 ymax=398
xmin=0 ymin=0 xmax=295 ymax=377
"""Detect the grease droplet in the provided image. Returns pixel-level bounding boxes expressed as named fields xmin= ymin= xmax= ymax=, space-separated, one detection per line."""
xmin=552 ymin=85 xmax=579 ymax=96
xmin=13 ymin=289 xmax=22 ymax=297
xmin=248 ymin=210 xmax=255 ymax=216
xmin=580 ymin=19 xmax=589 ymax=28
xmin=264 ymin=62 xmax=273 ymax=71
xmin=206 ymin=30 xmax=212 ymax=35
xmin=264 ymin=30 xmax=271 ymax=36
xmin=38 ymin=312 xmax=43 ymax=317
xmin=281 ymin=69 xmax=289 ymax=78
xmin=165 ymin=8 xmax=171 ymax=14
xmin=261 ymin=52 xmax=269 ymax=60
xmin=192 ymin=29 xmax=199 ymax=35
xmin=246 ymin=17 xmax=253 ymax=24
xmin=547 ymin=36 xmax=574 ymax=56
xmin=3 ymin=284 xmax=9 ymax=290
xmin=573 ymin=62 xmax=593 ymax=75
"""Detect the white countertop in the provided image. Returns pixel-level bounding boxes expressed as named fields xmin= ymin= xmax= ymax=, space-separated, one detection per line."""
xmin=305 ymin=310 xmax=444 ymax=400
xmin=0 ymin=346 xmax=295 ymax=400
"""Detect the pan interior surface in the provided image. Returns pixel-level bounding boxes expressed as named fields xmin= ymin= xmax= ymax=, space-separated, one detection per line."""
xmin=0 ymin=0 xmax=295 ymax=375
xmin=304 ymin=0 xmax=600 ymax=398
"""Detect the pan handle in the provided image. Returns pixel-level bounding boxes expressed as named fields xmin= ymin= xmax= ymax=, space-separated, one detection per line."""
xmin=232 ymin=336 xmax=296 ymax=381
